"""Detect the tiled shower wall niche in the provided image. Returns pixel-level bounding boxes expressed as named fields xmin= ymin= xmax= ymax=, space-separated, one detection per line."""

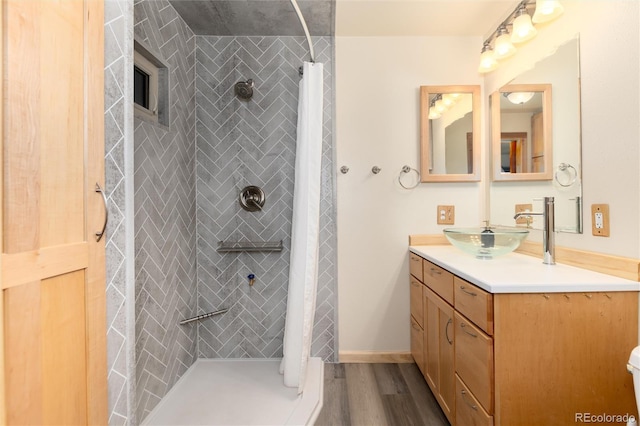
xmin=195 ymin=36 xmax=337 ymax=361
xmin=133 ymin=0 xmax=197 ymax=420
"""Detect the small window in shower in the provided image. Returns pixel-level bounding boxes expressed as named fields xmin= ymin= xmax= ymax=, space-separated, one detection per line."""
xmin=134 ymin=65 xmax=151 ymax=109
xmin=134 ymin=41 xmax=169 ymax=127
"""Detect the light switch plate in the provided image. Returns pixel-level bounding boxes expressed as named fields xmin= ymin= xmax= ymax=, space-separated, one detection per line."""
xmin=591 ymin=204 xmax=610 ymax=237
xmin=437 ymin=205 xmax=455 ymax=225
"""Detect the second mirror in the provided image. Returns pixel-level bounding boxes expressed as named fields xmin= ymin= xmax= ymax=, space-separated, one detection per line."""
xmin=420 ymin=85 xmax=481 ymax=182
xmin=491 ymin=83 xmax=553 ymax=181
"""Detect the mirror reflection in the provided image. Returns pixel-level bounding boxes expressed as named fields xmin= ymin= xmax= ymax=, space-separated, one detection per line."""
xmin=492 ymin=84 xmax=552 ymax=180
xmin=420 ymin=85 xmax=480 ymax=182
xmin=489 ymin=37 xmax=582 ymax=233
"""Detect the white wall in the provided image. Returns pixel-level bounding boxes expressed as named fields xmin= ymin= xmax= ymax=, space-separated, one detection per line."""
xmin=336 ymin=36 xmax=482 ymax=352
xmin=336 ymin=1 xmax=640 ymax=354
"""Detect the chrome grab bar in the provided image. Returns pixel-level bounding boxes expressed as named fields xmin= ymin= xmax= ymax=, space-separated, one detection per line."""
xmin=179 ymin=308 xmax=228 ymax=325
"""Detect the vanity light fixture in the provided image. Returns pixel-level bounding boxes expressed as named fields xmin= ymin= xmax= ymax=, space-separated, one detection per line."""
xmin=532 ymin=0 xmax=564 ymax=23
xmin=477 ymin=0 xmax=563 ymax=74
xmin=442 ymin=94 xmax=458 ymax=107
xmin=478 ymin=42 xmax=499 ymax=73
xmin=428 ymin=92 xmax=463 ymax=119
xmin=428 ymin=94 xmax=444 ymax=119
xmin=494 ymin=25 xmax=517 ymax=60
xmin=511 ymin=3 xmax=537 ymax=44
xmin=503 ymin=91 xmax=535 ymax=104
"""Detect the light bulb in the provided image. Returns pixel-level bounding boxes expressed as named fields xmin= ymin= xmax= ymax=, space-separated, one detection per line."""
xmin=494 ymin=31 xmax=516 ymax=60
xmin=435 ymin=99 xmax=447 ymax=113
xmin=532 ymin=0 xmax=564 ymax=24
xmin=478 ymin=45 xmax=498 ymax=73
xmin=428 ymin=106 xmax=441 ymax=120
xmin=511 ymin=6 xmax=537 ymax=44
xmin=442 ymin=94 xmax=457 ymax=107
xmin=505 ymin=92 xmax=535 ymax=104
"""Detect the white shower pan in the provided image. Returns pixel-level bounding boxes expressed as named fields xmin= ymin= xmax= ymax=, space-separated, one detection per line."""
xmin=142 ymin=358 xmax=324 ymax=425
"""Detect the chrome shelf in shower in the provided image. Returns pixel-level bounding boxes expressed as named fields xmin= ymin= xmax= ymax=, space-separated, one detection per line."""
xmin=216 ymin=240 xmax=283 ymax=253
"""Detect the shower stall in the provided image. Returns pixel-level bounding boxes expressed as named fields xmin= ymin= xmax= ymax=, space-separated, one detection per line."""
xmin=103 ymin=0 xmax=336 ymax=424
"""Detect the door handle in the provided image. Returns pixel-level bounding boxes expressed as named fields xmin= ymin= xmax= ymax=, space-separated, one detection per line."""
xmin=95 ymin=183 xmax=108 ymax=242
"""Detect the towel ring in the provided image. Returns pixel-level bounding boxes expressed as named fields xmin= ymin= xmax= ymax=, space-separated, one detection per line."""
xmin=555 ymin=163 xmax=578 ymax=187
xmin=398 ymin=165 xmax=420 ymax=189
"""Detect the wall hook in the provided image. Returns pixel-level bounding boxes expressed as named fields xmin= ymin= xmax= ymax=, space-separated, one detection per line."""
xmin=340 ymin=165 xmax=349 ymax=174
xmin=372 ymin=166 xmax=381 ymax=174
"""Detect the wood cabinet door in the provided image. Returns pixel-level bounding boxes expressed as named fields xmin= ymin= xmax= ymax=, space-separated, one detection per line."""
xmin=439 ymin=305 xmax=455 ymax=423
xmin=424 ymin=289 xmax=440 ymax=392
xmin=424 ymin=286 xmax=456 ymax=423
xmin=1 ymin=0 xmax=107 ymax=424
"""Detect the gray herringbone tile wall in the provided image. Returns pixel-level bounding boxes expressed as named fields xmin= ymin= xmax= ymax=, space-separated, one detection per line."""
xmin=195 ymin=36 xmax=337 ymax=362
xmin=133 ymin=0 xmax=198 ymax=421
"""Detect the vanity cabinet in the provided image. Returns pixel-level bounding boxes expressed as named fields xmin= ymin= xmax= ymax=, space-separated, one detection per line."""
xmin=410 ymin=255 xmax=455 ymax=424
xmin=409 ymin=250 xmax=638 ymax=426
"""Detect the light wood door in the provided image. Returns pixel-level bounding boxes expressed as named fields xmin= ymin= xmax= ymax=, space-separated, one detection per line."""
xmin=531 ymin=112 xmax=544 ymax=173
xmin=1 ymin=0 xmax=106 ymax=424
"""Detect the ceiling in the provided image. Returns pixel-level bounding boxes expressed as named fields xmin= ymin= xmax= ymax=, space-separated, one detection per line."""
xmin=169 ymin=0 xmax=517 ymax=37
xmin=169 ymin=0 xmax=334 ymax=36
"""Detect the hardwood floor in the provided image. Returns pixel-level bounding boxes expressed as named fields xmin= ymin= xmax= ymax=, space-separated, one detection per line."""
xmin=315 ymin=363 xmax=449 ymax=426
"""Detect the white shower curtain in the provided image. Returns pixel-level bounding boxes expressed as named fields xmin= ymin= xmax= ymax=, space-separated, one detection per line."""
xmin=280 ymin=61 xmax=324 ymax=393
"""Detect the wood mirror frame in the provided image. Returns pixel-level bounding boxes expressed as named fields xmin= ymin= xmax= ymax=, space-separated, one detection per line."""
xmin=491 ymin=83 xmax=553 ymax=181
xmin=420 ymin=85 xmax=481 ymax=182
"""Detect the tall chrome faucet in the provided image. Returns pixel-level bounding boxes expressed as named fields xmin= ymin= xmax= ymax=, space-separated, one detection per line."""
xmin=514 ymin=197 xmax=555 ymax=265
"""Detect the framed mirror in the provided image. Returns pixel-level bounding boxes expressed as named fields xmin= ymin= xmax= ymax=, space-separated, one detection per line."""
xmin=489 ymin=37 xmax=582 ymax=234
xmin=420 ymin=85 xmax=480 ymax=182
xmin=491 ymin=83 xmax=552 ymax=181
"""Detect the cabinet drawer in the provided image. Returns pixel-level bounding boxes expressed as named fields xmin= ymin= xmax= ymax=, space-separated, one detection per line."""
xmin=455 ymin=277 xmax=493 ymax=335
xmin=456 ymin=374 xmax=493 ymax=426
xmin=410 ymin=278 xmax=424 ymax=328
xmin=423 ymin=260 xmax=454 ymax=305
xmin=410 ymin=316 xmax=424 ymax=374
xmin=455 ymin=312 xmax=494 ymax=414
xmin=410 ymin=252 xmax=423 ymax=281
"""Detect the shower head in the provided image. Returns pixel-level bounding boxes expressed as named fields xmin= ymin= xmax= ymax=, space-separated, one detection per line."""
xmin=234 ymin=79 xmax=254 ymax=100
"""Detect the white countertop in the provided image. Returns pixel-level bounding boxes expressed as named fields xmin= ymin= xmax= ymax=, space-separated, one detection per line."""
xmin=409 ymin=245 xmax=640 ymax=294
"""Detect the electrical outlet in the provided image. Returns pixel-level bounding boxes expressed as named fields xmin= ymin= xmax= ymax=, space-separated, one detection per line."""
xmin=515 ymin=203 xmax=533 ymax=225
xmin=591 ymin=204 xmax=610 ymax=237
xmin=437 ymin=205 xmax=455 ymax=225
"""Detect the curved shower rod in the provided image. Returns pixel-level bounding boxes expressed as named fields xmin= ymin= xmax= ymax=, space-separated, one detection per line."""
xmin=289 ymin=0 xmax=315 ymax=63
